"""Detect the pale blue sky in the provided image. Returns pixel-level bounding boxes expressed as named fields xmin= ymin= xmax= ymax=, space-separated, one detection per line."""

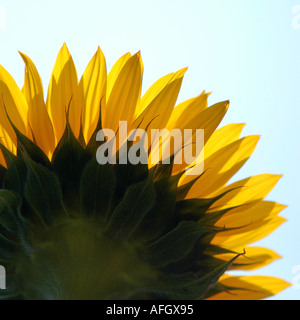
xmin=0 ymin=0 xmax=299 ymax=300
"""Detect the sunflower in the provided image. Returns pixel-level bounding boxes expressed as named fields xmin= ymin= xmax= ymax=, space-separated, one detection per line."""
xmin=0 ymin=43 xmax=289 ymax=300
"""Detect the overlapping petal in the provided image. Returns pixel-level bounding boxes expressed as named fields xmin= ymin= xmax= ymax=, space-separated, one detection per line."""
xmin=79 ymin=46 xmax=107 ymax=144
xmin=103 ymin=52 xmax=142 ymax=133
xmin=216 ymin=246 xmax=281 ymax=271
xmin=0 ymin=65 xmax=29 ymax=144
xmin=206 ymin=275 xmax=290 ymax=300
xmin=20 ymin=52 xmax=55 ymax=157
xmin=46 ymin=43 xmax=81 ymax=142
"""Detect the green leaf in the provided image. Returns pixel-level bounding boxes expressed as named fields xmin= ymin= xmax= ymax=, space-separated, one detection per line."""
xmin=105 ymin=173 xmax=156 ymax=239
xmin=24 ymin=154 xmax=67 ymax=226
xmin=80 ymin=158 xmax=116 ymax=220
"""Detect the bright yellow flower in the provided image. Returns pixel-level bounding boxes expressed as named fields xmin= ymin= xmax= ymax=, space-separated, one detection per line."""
xmin=0 ymin=43 xmax=289 ymax=300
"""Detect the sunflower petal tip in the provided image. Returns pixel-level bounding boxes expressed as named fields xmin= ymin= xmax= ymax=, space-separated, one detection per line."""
xmin=175 ymin=67 xmax=188 ymax=78
xmin=18 ymin=51 xmax=28 ymax=63
xmin=61 ymin=42 xmax=70 ymax=54
xmin=277 ymin=174 xmax=284 ymax=180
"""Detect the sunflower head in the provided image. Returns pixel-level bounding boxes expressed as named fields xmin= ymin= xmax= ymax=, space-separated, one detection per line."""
xmin=0 ymin=44 xmax=290 ymax=300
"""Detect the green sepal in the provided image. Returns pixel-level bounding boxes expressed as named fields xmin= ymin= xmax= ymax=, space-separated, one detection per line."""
xmin=52 ymin=121 xmax=91 ymax=210
xmin=204 ymin=244 xmax=240 ymax=256
xmin=130 ymin=253 xmax=241 ymax=300
xmin=80 ymin=158 xmax=116 ymax=220
xmin=0 ymin=190 xmax=24 ymax=234
xmin=175 ymin=188 xmax=240 ymax=222
xmin=197 ymin=207 xmax=238 ymax=226
xmin=113 ymin=142 xmax=149 ymax=204
xmin=133 ymin=172 xmax=181 ymax=242
xmin=176 ymin=171 xmax=206 ymax=201
xmin=204 ymin=273 xmax=254 ymax=299
xmin=105 ymin=173 xmax=156 ymax=240
xmin=0 ymin=145 xmax=27 ymax=196
xmin=175 ymin=199 xmax=213 ymax=222
xmin=23 ymin=153 xmax=68 ymax=226
xmin=203 ymin=282 xmax=233 ymax=298
xmin=4 ymin=111 xmax=51 ymax=168
xmin=152 ymin=154 xmax=176 ymax=182
xmin=143 ymin=221 xmax=215 ymax=267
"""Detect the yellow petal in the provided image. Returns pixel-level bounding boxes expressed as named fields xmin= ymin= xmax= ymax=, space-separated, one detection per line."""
xmin=46 ymin=43 xmax=81 ymax=142
xmin=183 ymin=135 xmax=259 ymax=196
xmin=0 ymin=149 xmax=5 ymax=167
xmin=135 ymin=72 xmax=176 ymax=117
xmin=0 ymin=65 xmax=29 ymax=143
xmin=206 ymin=275 xmax=290 ymax=300
xmin=216 ymin=247 xmax=281 ymax=271
xmin=209 ymin=174 xmax=283 ymax=210
xmin=0 ymin=125 xmax=16 ymax=166
xmin=132 ymin=68 xmax=187 ymax=134
xmin=204 ymin=123 xmax=246 ymax=158
xmin=131 ymin=68 xmax=187 ymax=165
xmin=172 ymin=100 xmax=230 ymax=174
xmin=215 ymin=201 xmax=286 ymax=229
xmin=103 ymin=52 xmax=143 ymax=133
xmin=79 ymin=46 xmax=107 ymax=144
xmin=106 ymin=52 xmax=131 ymax=101
xmin=20 ymin=52 xmax=55 ymax=157
xmin=212 ymin=216 xmax=286 ymax=249
xmin=166 ymin=91 xmax=210 ymax=131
